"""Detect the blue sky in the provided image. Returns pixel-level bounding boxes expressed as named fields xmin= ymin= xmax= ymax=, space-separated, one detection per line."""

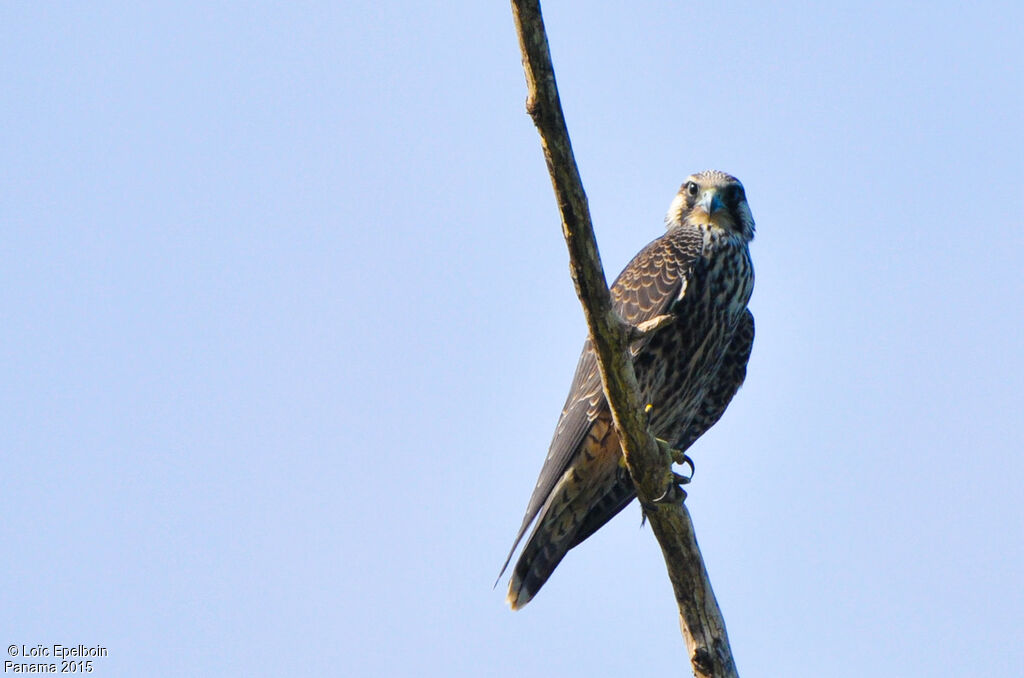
xmin=2 ymin=2 xmax=1022 ymax=676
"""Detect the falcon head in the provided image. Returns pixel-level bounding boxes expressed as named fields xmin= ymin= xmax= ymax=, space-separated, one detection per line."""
xmin=665 ymin=170 xmax=754 ymax=242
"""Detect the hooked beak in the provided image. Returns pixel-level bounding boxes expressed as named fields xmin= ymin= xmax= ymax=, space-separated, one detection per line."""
xmin=697 ymin=190 xmax=725 ymax=216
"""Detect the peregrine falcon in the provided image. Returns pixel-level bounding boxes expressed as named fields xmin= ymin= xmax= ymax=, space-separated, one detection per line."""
xmin=500 ymin=170 xmax=755 ymax=610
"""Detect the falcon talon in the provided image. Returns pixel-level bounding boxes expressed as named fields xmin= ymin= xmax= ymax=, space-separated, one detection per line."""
xmin=675 ymin=453 xmax=695 ymax=481
xmin=651 ymin=482 xmax=687 ymax=505
xmin=649 ymin=487 xmax=672 ymax=504
xmin=651 ymin=473 xmax=692 ymax=504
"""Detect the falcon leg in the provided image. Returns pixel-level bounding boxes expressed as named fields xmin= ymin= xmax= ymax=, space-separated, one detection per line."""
xmin=641 ymin=406 xmax=694 ymax=505
xmin=646 ymin=438 xmax=694 ymax=505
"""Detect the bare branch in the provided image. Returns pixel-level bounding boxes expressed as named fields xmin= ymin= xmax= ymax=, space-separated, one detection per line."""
xmin=509 ymin=2 xmax=739 ymax=676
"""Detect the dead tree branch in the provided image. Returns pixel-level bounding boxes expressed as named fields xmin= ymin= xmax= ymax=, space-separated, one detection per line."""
xmin=509 ymin=2 xmax=739 ymax=676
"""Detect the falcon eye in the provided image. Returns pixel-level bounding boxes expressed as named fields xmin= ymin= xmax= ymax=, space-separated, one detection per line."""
xmin=685 ymin=181 xmax=699 ymax=197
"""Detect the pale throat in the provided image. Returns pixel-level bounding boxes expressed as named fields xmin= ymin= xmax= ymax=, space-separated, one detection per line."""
xmin=683 ymin=209 xmax=736 ymax=231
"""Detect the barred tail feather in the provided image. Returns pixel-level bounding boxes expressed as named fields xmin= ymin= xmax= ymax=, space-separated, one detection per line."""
xmin=506 ymin=467 xmax=632 ymax=609
xmin=506 ymin=510 xmax=576 ymax=610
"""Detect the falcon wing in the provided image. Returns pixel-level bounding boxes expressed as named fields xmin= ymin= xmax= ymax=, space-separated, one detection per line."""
xmin=498 ymin=227 xmax=703 ymax=578
xmin=568 ymin=308 xmax=754 ymax=547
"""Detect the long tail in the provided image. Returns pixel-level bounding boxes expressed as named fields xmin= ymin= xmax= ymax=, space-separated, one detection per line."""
xmin=506 ymin=467 xmax=634 ymax=609
xmin=505 ymin=484 xmax=582 ymax=610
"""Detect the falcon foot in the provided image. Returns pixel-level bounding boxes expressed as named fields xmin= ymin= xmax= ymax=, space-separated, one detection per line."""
xmin=655 ymin=438 xmax=696 ymax=482
xmin=643 ymin=438 xmax=694 ymax=506
xmin=653 ymin=472 xmax=692 ymax=503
